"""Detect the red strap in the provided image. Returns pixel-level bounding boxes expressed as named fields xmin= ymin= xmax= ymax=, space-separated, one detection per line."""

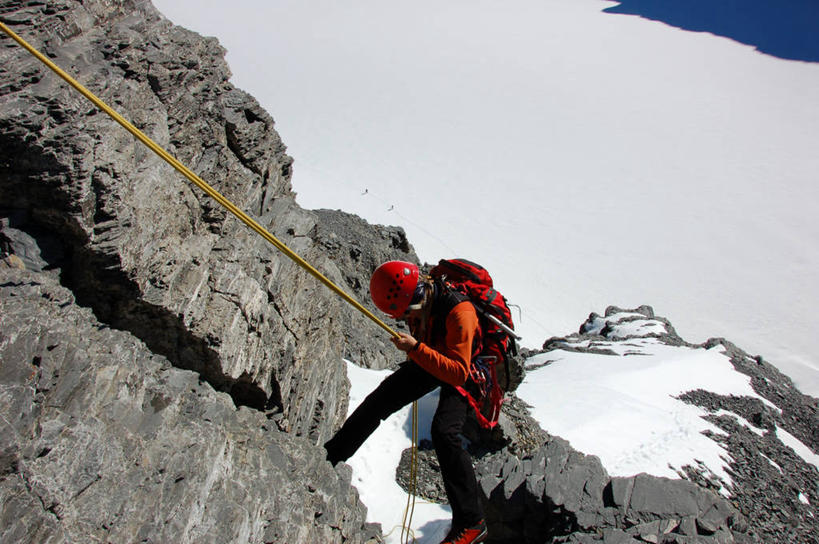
xmin=455 ymin=385 xmax=501 ymax=429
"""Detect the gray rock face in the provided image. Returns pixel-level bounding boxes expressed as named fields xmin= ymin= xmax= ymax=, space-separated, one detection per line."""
xmin=0 ymin=268 xmax=378 ymax=544
xmin=311 ymin=209 xmax=419 ymax=370
xmin=0 ymin=0 xmax=410 ymax=444
xmin=473 ymin=434 xmax=748 ymax=544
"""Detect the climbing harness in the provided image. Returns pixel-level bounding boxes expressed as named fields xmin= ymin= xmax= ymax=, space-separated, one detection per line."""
xmin=0 ymin=20 xmax=421 ymax=538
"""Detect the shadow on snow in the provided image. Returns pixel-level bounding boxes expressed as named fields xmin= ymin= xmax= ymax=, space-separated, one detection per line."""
xmin=402 ymin=389 xmax=441 ymax=442
xmin=603 ymin=0 xmax=819 ymax=63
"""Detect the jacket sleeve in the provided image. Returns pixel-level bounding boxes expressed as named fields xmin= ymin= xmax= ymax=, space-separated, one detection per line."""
xmin=408 ymin=301 xmax=478 ymax=387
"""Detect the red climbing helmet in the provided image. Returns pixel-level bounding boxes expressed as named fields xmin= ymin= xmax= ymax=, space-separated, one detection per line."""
xmin=370 ymin=261 xmax=421 ymax=318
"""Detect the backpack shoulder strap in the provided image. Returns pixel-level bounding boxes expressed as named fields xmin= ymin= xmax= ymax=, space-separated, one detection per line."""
xmin=429 ymin=279 xmax=478 ymax=348
xmin=430 ymin=278 xmax=467 ymax=315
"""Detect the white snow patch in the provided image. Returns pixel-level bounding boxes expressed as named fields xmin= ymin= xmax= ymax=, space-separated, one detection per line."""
xmin=604 ymin=337 xmax=665 ymax=356
xmin=519 ymin=343 xmax=766 ymax=488
xmin=583 ymin=312 xmax=647 ymax=335
xmin=759 ymin=453 xmax=783 ymax=474
xmin=607 ymin=320 xmax=668 ymax=340
xmin=758 ymin=395 xmax=783 ymax=414
xmin=711 ymin=409 xmax=765 ymax=437
xmin=799 ymin=492 xmax=810 ymax=505
xmin=775 ymin=426 xmax=819 ymax=471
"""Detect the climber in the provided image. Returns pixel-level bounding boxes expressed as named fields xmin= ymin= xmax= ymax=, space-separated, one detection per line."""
xmin=324 ymin=261 xmax=488 ymax=544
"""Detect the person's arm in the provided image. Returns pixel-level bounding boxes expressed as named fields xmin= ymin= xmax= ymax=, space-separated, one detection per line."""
xmin=407 ymin=301 xmax=478 ymax=386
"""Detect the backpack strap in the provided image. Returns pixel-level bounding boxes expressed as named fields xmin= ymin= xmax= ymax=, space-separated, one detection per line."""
xmin=428 ymin=278 xmax=481 ymax=356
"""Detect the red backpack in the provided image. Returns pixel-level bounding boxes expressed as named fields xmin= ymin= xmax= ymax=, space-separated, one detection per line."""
xmin=429 ymin=258 xmax=519 ymax=429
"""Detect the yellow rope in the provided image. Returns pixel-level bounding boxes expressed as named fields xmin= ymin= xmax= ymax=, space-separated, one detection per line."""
xmin=400 ymin=399 xmax=419 ymax=543
xmin=0 ymin=20 xmax=421 ymax=538
xmin=0 ymin=20 xmax=399 ymax=340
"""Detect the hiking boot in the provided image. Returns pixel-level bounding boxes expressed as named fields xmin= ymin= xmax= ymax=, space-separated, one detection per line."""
xmin=440 ymin=519 xmax=487 ymax=544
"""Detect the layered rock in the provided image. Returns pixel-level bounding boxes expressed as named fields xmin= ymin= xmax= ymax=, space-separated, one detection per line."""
xmin=0 ymin=267 xmax=378 ymax=543
xmin=0 ymin=0 xmax=415 ymax=444
xmin=1 ymin=2 xmax=416 ymax=541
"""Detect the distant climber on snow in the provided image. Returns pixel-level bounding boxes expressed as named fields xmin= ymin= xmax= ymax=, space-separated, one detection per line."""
xmin=325 ymin=259 xmax=518 ymax=544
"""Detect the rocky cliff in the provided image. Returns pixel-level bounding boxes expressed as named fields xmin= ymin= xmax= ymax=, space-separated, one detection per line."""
xmin=0 ymin=0 xmax=412 ymax=444
xmin=1 ymin=2 xmax=817 ymax=544
xmin=0 ymin=267 xmax=378 ymax=543
xmin=1 ymin=0 xmax=410 ymax=541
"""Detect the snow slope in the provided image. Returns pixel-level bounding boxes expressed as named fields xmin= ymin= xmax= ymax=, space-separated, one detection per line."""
xmin=517 ymin=313 xmax=772 ymax=491
xmin=152 ymin=0 xmax=819 ymax=396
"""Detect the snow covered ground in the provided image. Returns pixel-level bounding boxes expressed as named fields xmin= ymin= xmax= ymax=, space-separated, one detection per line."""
xmin=152 ymin=0 xmax=819 ymax=397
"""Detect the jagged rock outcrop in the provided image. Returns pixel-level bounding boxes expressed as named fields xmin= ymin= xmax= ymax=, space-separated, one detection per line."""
xmin=0 ymin=0 xmax=415 ymax=444
xmin=573 ymin=307 xmax=818 ymax=543
xmin=310 ymin=209 xmax=419 ymax=370
xmin=0 ymin=267 xmax=379 ymax=543
xmin=476 ymin=437 xmax=748 ymax=544
xmin=398 ymin=307 xmax=816 ymax=543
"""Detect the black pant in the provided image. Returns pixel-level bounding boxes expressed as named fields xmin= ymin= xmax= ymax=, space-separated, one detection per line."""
xmin=325 ymin=362 xmax=483 ymax=528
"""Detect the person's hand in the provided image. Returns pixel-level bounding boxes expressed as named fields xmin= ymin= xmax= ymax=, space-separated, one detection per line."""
xmin=391 ymin=332 xmax=419 ymax=353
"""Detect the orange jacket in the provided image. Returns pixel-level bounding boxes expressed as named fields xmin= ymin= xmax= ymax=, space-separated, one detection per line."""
xmin=408 ymin=300 xmax=479 ymax=387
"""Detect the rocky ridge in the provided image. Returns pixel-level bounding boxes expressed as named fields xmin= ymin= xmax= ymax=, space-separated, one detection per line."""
xmin=397 ymin=307 xmax=817 ymax=543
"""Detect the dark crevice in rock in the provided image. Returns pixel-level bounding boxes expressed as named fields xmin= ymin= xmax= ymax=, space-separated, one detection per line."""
xmin=0 ymin=448 xmax=20 ymax=476
xmin=20 ymin=468 xmax=62 ymax=523
xmin=67 ymin=270 xmax=280 ymax=412
xmin=602 ymin=481 xmax=616 ymax=509
xmin=270 ymin=300 xmax=299 ymax=341
xmin=485 ymin=481 xmax=581 ymax=544
xmin=1 ymin=208 xmax=279 ymax=412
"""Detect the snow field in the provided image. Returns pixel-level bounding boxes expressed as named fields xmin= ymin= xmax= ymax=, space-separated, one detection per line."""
xmin=516 ymin=341 xmax=767 ymax=492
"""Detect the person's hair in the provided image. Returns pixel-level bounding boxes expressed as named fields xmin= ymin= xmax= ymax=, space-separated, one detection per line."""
xmin=406 ymin=275 xmax=432 ymax=312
